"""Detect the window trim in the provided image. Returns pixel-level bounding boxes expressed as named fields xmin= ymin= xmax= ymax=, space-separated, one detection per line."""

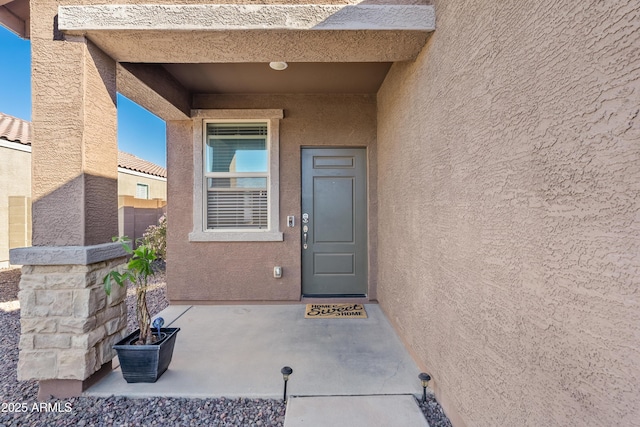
xmin=189 ymin=109 xmax=284 ymax=242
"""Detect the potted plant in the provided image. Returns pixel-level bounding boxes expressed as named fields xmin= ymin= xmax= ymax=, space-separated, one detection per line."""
xmin=103 ymin=237 xmax=179 ymax=383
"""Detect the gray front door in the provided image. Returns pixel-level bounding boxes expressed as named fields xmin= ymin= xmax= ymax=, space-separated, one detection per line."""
xmin=301 ymin=148 xmax=368 ymax=296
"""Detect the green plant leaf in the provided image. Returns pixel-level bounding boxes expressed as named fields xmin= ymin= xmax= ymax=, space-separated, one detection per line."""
xmin=101 ymin=234 xmax=160 ymax=333
xmin=103 ymin=274 xmax=112 ymax=296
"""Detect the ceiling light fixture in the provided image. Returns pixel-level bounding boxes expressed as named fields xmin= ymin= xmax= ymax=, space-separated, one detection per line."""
xmin=269 ymin=62 xmax=288 ymax=71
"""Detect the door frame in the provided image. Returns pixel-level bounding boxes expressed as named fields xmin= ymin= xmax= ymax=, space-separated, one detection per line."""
xmin=300 ymin=146 xmax=369 ymax=298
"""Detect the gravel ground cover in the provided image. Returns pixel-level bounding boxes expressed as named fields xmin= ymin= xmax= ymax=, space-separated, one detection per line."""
xmin=418 ymin=395 xmax=453 ymax=427
xmin=0 ymin=268 xmax=451 ymax=427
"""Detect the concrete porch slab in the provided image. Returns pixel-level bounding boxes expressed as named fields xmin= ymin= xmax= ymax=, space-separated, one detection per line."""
xmin=284 ymin=395 xmax=429 ymax=427
xmin=84 ymin=304 xmax=423 ymax=399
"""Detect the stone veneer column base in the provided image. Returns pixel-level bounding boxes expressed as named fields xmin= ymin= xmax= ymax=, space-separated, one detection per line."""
xmin=10 ymin=243 xmax=128 ymax=399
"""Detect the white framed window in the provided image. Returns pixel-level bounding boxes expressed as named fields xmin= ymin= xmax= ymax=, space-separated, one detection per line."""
xmin=136 ymin=183 xmax=149 ymax=199
xmin=205 ymin=122 xmax=268 ymax=230
xmin=189 ymin=109 xmax=283 ymax=242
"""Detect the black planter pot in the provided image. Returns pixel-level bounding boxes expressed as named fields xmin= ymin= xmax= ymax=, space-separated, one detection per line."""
xmin=114 ymin=327 xmax=180 ymax=383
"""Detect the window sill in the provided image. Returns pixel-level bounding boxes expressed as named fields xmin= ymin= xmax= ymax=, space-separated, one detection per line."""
xmin=189 ymin=230 xmax=284 ymax=242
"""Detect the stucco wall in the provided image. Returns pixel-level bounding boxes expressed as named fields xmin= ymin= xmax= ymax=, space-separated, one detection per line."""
xmin=376 ymin=1 xmax=640 ymax=426
xmin=117 ymin=171 xmax=166 ymax=244
xmin=167 ymin=94 xmax=377 ymax=302
xmin=117 ymin=171 xmax=166 ymax=201
xmin=0 ymin=145 xmax=31 ymax=267
xmin=31 ymin=0 xmax=118 ymax=246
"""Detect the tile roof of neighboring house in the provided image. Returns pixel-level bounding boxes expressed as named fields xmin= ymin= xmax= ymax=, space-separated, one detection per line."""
xmin=0 ymin=112 xmax=166 ymax=178
xmin=117 ymin=151 xmax=166 ymax=178
xmin=0 ymin=112 xmax=31 ymax=145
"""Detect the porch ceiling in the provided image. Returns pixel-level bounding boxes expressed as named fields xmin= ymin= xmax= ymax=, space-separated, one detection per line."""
xmin=160 ymin=62 xmax=393 ymax=94
xmin=57 ymin=3 xmax=434 ymax=112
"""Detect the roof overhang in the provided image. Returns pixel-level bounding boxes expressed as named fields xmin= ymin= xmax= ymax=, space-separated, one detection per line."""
xmin=57 ymin=4 xmax=435 ymax=63
xmin=0 ymin=0 xmax=29 ymax=38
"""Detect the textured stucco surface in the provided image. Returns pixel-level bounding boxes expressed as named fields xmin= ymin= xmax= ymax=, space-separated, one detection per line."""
xmin=31 ymin=0 xmax=118 ymax=246
xmin=21 ymin=2 xmax=125 ymax=389
xmin=0 ymin=146 xmax=31 ymax=267
xmin=376 ymin=1 xmax=640 ymax=426
xmin=69 ymin=30 xmax=430 ymax=63
xmin=117 ymin=63 xmax=190 ymax=121
xmin=58 ymin=4 xmax=434 ymax=31
xmin=167 ymin=94 xmax=378 ymax=302
xmin=117 ymin=171 xmax=166 ymax=202
xmin=55 ymin=1 xmax=433 ymax=63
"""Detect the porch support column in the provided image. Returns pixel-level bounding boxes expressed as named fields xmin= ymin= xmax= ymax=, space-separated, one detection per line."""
xmin=9 ymin=5 xmax=127 ymax=399
xmin=165 ymin=120 xmax=193 ymax=303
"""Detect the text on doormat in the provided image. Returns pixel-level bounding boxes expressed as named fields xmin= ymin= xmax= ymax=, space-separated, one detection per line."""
xmin=304 ymin=304 xmax=367 ymax=318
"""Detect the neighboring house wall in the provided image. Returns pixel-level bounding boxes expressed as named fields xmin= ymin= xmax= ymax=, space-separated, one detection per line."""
xmin=117 ymin=168 xmax=167 ymax=202
xmin=0 ymin=138 xmax=166 ymax=267
xmin=0 ymin=142 xmax=31 ymax=268
xmin=377 ymin=1 xmax=639 ymax=426
xmin=167 ymin=94 xmax=378 ymax=303
xmin=117 ymin=169 xmax=166 ymax=243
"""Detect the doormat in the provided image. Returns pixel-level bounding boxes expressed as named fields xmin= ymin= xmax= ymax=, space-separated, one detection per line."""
xmin=305 ymin=304 xmax=367 ymax=319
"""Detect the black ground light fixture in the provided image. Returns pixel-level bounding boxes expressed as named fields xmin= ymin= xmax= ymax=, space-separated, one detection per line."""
xmin=418 ymin=372 xmax=431 ymax=403
xmin=281 ymin=366 xmax=293 ymax=403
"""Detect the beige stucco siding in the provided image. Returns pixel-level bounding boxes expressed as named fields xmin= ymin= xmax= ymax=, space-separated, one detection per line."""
xmin=376 ymin=0 xmax=640 ymax=426
xmin=117 ymin=171 xmax=166 ymax=243
xmin=31 ymin=0 xmax=118 ymax=246
xmin=167 ymin=94 xmax=377 ymax=302
xmin=0 ymin=145 xmax=31 ymax=268
xmin=0 ymin=147 xmax=165 ymax=268
xmin=117 ymin=170 xmax=166 ymax=202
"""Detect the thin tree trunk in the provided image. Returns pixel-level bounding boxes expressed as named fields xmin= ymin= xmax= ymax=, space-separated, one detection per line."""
xmin=136 ymin=282 xmax=151 ymax=344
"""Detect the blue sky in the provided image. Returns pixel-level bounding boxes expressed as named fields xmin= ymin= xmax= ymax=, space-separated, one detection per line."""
xmin=0 ymin=26 xmax=167 ymax=168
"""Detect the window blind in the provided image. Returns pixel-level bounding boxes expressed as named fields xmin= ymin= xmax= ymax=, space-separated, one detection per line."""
xmin=208 ymin=124 xmax=267 ymax=136
xmin=136 ymin=183 xmax=149 ymax=200
xmin=205 ymin=123 xmax=270 ymax=230
xmin=207 ymin=189 xmax=268 ymax=229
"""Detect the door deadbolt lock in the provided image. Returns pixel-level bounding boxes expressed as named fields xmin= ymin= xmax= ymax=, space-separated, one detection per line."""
xmin=302 ymin=213 xmax=309 ymax=223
